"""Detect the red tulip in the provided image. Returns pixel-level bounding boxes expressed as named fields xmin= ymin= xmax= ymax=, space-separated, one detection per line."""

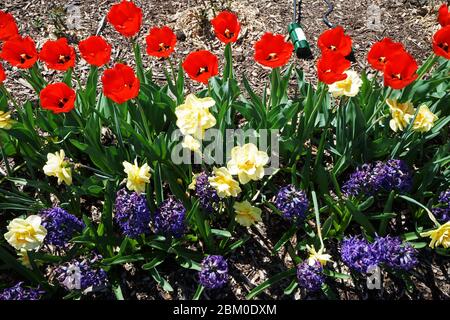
xmin=254 ymin=32 xmax=294 ymax=68
xmin=102 ymin=63 xmax=140 ymax=104
xmin=0 ymin=64 xmax=5 ymax=84
xmin=40 ymin=83 xmax=76 ymax=114
xmin=0 ymin=11 xmax=19 ymax=42
xmin=145 ymin=26 xmax=177 ymax=58
xmin=438 ymin=4 xmax=450 ymax=27
xmin=39 ymin=38 xmax=76 ymax=71
xmin=317 ymin=26 xmax=352 ymax=57
xmin=317 ymin=52 xmax=350 ymax=84
xmin=0 ymin=36 xmax=38 ymax=69
xmin=79 ymin=36 xmax=112 ymax=67
xmin=211 ymin=11 xmax=240 ymax=44
xmin=383 ymin=52 xmax=418 ymax=90
xmin=367 ymin=38 xmax=405 ymax=71
xmin=182 ymin=50 xmax=219 ymax=84
xmin=433 ymin=25 xmax=450 ymax=60
xmin=107 ymin=0 xmax=143 ymax=37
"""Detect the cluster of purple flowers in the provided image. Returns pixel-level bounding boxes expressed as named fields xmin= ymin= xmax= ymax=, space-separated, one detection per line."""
xmin=199 ymin=255 xmax=229 ymax=289
xmin=114 ymin=188 xmax=151 ymax=238
xmin=154 ymin=197 xmax=186 ymax=238
xmin=54 ymin=255 xmax=108 ymax=293
xmin=0 ymin=282 xmax=44 ymax=300
xmin=340 ymin=235 xmax=417 ymax=273
xmin=372 ymin=236 xmax=418 ymax=270
xmin=342 ymin=159 xmax=413 ymax=196
xmin=40 ymin=207 xmax=84 ymax=248
xmin=195 ymin=172 xmax=219 ymax=213
xmin=432 ymin=190 xmax=450 ymax=223
xmin=296 ymin=261 xmax=324 ymax=292
xmin=275 ymin=184 xmax=309 ymax=222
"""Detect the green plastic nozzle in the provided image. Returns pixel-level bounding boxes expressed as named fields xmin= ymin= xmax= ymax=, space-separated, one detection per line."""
xmin=288 ymin=23 xmax=313 ymax=60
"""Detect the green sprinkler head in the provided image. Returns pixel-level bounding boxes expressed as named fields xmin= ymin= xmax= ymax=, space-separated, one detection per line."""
xmin=288 ymin=22 xmax=313 ymax=60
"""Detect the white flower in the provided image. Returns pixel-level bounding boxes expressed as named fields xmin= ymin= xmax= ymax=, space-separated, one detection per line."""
xmin=123 ymin=159 xmax=151 ymax=194
xmin=328 ymin=70 xmax=362 ymax=97
xmin=4 ymin=215 xmax=47 ymax=251
xmin=182 ymin=135 xmax=201 ymax=152
xmin=43 ymin=149 xmax=72 ymax=185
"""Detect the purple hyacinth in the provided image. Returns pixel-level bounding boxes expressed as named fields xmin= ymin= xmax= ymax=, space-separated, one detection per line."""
xmin=199 ymin=255 xmax=228 ymax=289
xmin=114 ymin=188 xmax=151 ymax=238
xmin=40 ymin=207 xmax=84 ymax=248
xmin=432 ymin=190 xmax=450 ymax=223
xmin=296 ymin=261 xmax=324 ymax=292
xmin=55 ymin=255 xmax=108 ymax=293
xmin=195 ymin=172 xmax=219 ymax=213
xmin=372 ymin=236 xmax=418 ymax=271
xmin=275 ymin=184 xmax=309 ymax=222
xmin=340 ymin=236 xmax=379 ymax=273
xmin=154 ymin=197 xmax=186 ymax=238
xmin=343 ymin=159 xmax=412 ymax=196
xmin=0 ymin=282 xmax=44 ymax=300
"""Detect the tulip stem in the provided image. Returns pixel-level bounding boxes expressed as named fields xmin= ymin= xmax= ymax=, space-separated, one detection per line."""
xmin=75 ymin=163 xmax=114 ymax=179
xmin=0 ymin=138 xmax=12 ymax=177
xmin=136 ymin=100 xmax=153 ymax=141
xmin=167 ymin=57 xmax=177 ymax=83
xmin=416 ymin=54 xmax=439 ymax=81
xmin=0 ymin=85 xmax=20 ymax=110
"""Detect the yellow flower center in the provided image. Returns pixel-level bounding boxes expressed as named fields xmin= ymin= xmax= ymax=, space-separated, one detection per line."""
xmin=224 ymin=29 xmax=234 ymax=39
xmin=266 ymin=53 xmax=278 ymax=61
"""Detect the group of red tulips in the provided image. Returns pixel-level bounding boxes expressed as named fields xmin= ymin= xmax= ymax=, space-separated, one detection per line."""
xmin=0 ymin=0 xmax=449 ymax=114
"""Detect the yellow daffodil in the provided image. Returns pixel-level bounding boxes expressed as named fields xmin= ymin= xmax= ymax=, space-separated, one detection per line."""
xmin=421 ymin=221 xmax=450 ymax=249
xmin=43 ymin=149 xmax=72 ymax=185
xmin=387 ymin=99 xmax=415 ymax=132
xmin=227 ymin=143 xmax=269 ymax=184
xmin=306 ymin=245 xmax=332 ymax=266
xmin=328 ymin=70 xmax=362 ymax=97
xmin=175 ymin=94 xmax=216 ymax=139
xmin=0 ymin=110 xmax=14 ymax=130
xmin=233 ymin=200 xmax=262 ymax=227
xmin=182 ymin=135 xmax=201 ymax=152
xmin=4 ymin=215 xmax=47 ymax=251
xmin=123 ymin=159 xmax=151 ymax=194
xmin=188 ymin=173 xmax=200 ymax=191
xmin=208 ymin=167 xmax=241 ymax=198
xmin=412 ymin=105 xmax=438 ymax=133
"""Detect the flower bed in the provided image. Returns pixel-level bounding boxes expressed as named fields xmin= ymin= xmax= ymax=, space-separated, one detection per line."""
xmin=0 ymin=1 xmax=449 ymax=300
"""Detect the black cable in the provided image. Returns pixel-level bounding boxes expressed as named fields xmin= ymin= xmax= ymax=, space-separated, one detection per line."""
xmin=293 ymin=0 xmax=302 ymax=24
xmin=297 ymin=0 xmax=302 ymax=24
xmin=322 ymin=0 xmax=334 ymax=28
xmin=293 ymin=0 xmax=297 ymax=23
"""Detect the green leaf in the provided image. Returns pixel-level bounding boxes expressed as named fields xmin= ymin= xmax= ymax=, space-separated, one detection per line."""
xmin=192 ymin=285 xmax=204 ymax=300
xmin=246 ymin=268 xmax=296 ymax=299
xmin=142 ymin=252 xmax=167 ymax=270
xmin=148 ymin=268 xmax=173 ymax=292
